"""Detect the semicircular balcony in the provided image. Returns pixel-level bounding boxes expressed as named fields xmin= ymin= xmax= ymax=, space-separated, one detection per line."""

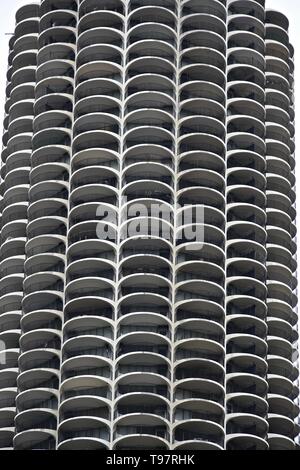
xmin=226 ymin=354 xmax=267 ymax=384
xmin=227 ymin=392 xmax=268 ymax=418
xmin=115 ymin=392 xmax=170 ymax=422
xmin=65 ymin=276 xmax=114 ymax=304
xmin=267 ymin=191 xmax=295 ymax=221
xmin=227 ymin=372 xmax=268 ymax=401
xmin=182 ymin=30 xmax=226 ymax=57
xmin=58 ymin=417 xmax=110 ymax=450
xmin=175 ymin=358 xmax=225 ymax=386
xmin=66 ymin=257 xmax=115 ymax=286
xmin=71 ymin=148 xmax=119 ymax=175
xmin=74 ymin=95 xmax=121 ymax=122
xmin=8 ymin=100 xmax=34 ymax=131
xmin=126 ymin=56 xmax=175 ymax=86
xmin=61 ymin=352 xmax=113 ymax=387
xmin=175 ymin=338 xmax=225 ymax=368
xmin=227 ymin=218 xmax=266 ymax=245
xmin=228 ymin=63 xmax=265 ymax=89
xmin=39 ymin=23 xmax=76 ymax=49
xmin=268 ymin=355 xmax=298 ymax=385
xmin=72 ymin=130 xmax=120 ymax=157
xmin=266 ymin=88 xmax=290 ymax=116
xmin=19 ymin=328 xmax=61 ymax=355
xmin=78 ymin=27 xmax=123 ymax=53
xmin=268 ymin=394 xmax=298 ymax=423
xmin=227 ymin=256 xmax=267 ymax=283
xmin=268 ymin=280 xmax=297 ymax=308
xmin=267 ymin=335 xmax=294 ymax=362
xmin=173 ymin=419 xmax=224 ymax=450
xmin=18 ymin=348 xmax=60 ymax=377
xmin=70 ymin=162 xmax=118 ymax=188
xmin=35 ymin=68 xmax=73 ymax=98
xmin=33 ymin=110 xmax=72 ymax=137
xmin=32 ymin=128 xmax=71 ymax=156
xmin=39 ymin=7 xmax=77 ymax=31
xmin=181 ymin=13 xmax=226 ymax=39
xmin=125 ymin=92 xmax=175 ymax=122
xmin=15 ymin=2 xmax=39 ymax=24
xmin=228 ymin=30 xmax=265 ymax=56
xmin=181 ymin=63 xmax=226 ymax=88
xmin=128 ymin=4 xmax=176 ymax=27
xmin=17 ymin=368 xmax=59 ymax=395
xmin=16 ymin=390 xmax=58 ymax=424
xmin=228 ymin=13 xmax=264 ymax=39
xmin=175 ymin=318 xmax=225 ymax=345
xmin=123 ymin=144 xmax=174 ymax=169
xmin=63 ymin=315 xmax=113 ymax=346
xmin=125 ymin=108 xmax=175 ymax=135
xmin=127 ymin=38 xmax=175 ymax=65
xmin=59 ymin=395 xmax=110 ymax=428
xmin=13 ymin=429 xmax=56 ymax=450
xmin=40 ymin=0 xmax=77 ymax=17
xmin=226 ymin=417 xmax=268 ymax=450
xmin=79 ymin=0 xmax=124 ymax=16
xmin=62 ymin=336 xmax=113 ymax=373
xmin=268 ymin=434 xmax=296 ymax=451
xmin=268 ymin=374 xmax=299 ymax=400
xmin=21 ymin=309 xmax=62 ymax=336
xmin=228 ymin=0 xmax=265 ymax=20
xmin=174 ymin=398 xmax=224 ymax=428
xmin=116 ymin=350 xmax=171 ymax=381
xmin=36 ymin=56 xmax=74 ymax=84
xmin=78 ymin=11 xmax=124 ymax=37
xmin=268 ymin=414 xmax=299 ymax=441
xmin=113 ymin=414 xmax=170 ymax=448
xmin=228 ymin=81 xmax=265 ymax=108
xmin=115 ymin=359 xmax=170 ymax=394
xmin=67 ymin=236 xmax=116 ymax=267
xmin=181 ymin=47 xmax=226 ymax=74
xmin=227 ymin=238 xmax=267 ymax=265
xmin=228 ymin=47 xmax=265 ymax=74
xmin=77 ymin=45 xmax=122 ymax=72
xmin=117 ymin=287 xmax=171 ymax=320
xmin=113 ymin=434 xmax=168 ymax=451
xmin=180 ymin=75 xmax=225 ymax=105
xmin=175 ymin=374 xmax=221 ymax=410
xmin=182 ymin=0 xmax=226 ymax=20
xmin=116 ymin=331 xmax=171 ymax=362
xmin=180 ymin=114 xmax=225 ymax=140
xmin=15 ymin=408 xmax=57 ymax=435
xmin=64 ymin=296 xmax=114 ymax=324
xmin=267 ymin=262 xmax=296 ymax=291
xmin=180 ymin=102 xmax=225 ymax=128
xmin=267 ymin=317 xmax=297 ymax=345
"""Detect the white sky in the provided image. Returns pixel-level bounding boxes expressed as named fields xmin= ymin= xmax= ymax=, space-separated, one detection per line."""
xmin=0 ymin=0 xmax=299 ymax=250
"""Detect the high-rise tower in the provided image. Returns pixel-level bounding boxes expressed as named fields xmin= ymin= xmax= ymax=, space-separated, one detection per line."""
xmin=0 ymin=0 xmax=299 ymax=451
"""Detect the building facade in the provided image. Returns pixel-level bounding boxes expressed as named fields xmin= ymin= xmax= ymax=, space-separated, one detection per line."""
xmin=0 ymin=0 xmax=299 ymax=451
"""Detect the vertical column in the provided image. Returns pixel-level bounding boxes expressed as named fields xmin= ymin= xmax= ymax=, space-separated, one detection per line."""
xmin=264 ymin=10 xmax=299 ymax=450
xmin=173 ymin=0 xmax=227 ymax=450
xmin=226 ymin=0 xmax=269 ymax=451
xmin=113 ymin=0 xmax=176 ymax=451
xmin=14 ymin=0 xmax=77 ymax=451
xmin=0 ymin=3 xmax=39 ymax=450
xmin=58 ymin=0 xmax=123 ymax=450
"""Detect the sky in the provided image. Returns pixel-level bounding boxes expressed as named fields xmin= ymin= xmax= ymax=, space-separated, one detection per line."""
xmin=0 ymin=0 xmax=299 ymax=237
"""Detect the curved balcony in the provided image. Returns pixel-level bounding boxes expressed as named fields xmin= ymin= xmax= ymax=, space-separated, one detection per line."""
xmin=174 ymin=420 xmax=224 ymax=449
xmin=14 ymin=429 xmax=56 ymax=450
xmin=226 ymin=433 xmax=268 ymax=450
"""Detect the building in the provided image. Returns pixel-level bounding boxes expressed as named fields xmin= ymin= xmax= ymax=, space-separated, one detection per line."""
xmin=0 ymin=0 xmax=299 ymax=451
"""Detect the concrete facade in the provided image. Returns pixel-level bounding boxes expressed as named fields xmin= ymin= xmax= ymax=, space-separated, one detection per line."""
xmin=0 ymin=0 xmax=299 ymax=450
